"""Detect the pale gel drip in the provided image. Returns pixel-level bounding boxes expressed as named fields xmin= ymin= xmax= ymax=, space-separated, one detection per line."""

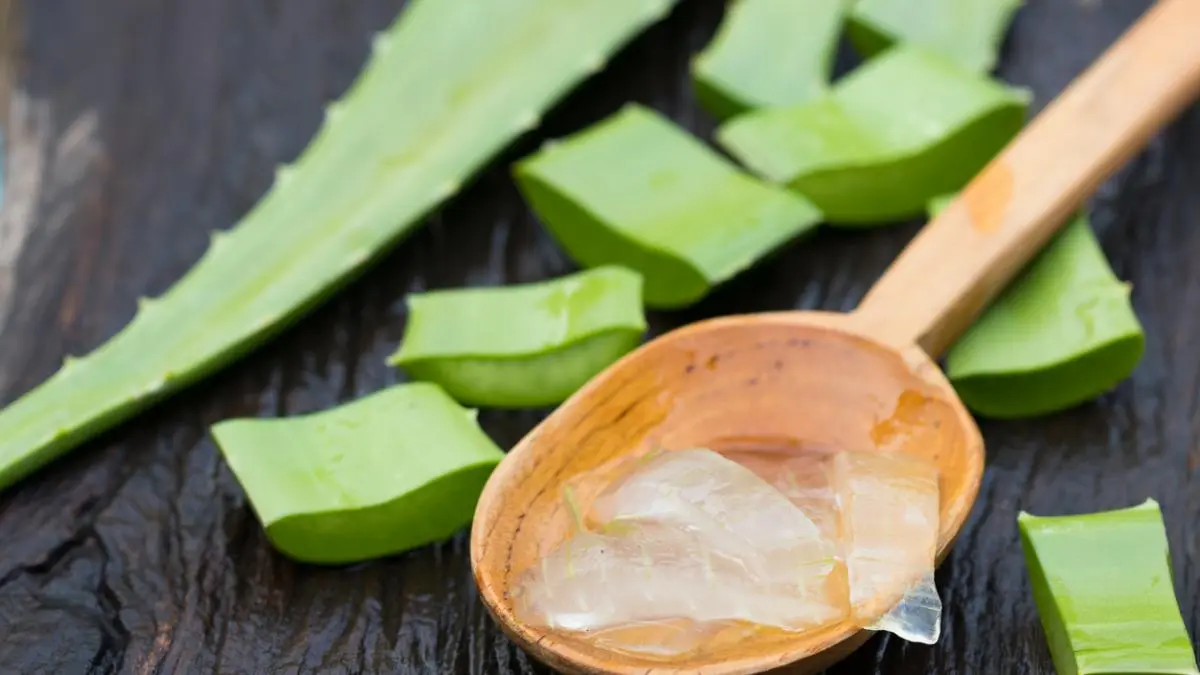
xmin=833 ymin=450 xmax=942 ymax=644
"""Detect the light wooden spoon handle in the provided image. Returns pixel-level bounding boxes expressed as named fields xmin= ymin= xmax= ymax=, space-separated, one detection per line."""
xmin=855 ymin=0 xmax=1200 ymax=358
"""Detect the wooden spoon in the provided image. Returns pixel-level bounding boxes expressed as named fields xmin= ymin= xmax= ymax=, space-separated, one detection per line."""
xmin=472 ymin=1 xmax=1200 ymax=673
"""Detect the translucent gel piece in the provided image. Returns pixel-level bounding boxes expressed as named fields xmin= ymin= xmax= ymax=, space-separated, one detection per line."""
xmin=832 ymin=450 xmax=942 ymax=644
xmin=725 ymin=449 xmax=839 ymax=540
xmin=513 ymin=448 xmax=847 ymax=654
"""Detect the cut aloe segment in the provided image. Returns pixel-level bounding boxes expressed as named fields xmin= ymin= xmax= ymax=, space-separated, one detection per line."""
xmin=717 ymin=45 xmax=1028 ymax=225
xmin=211 ymin=382 xmax=504 ymax=565
xmin=692 ymin=0 xmax=850 ymax=119
xmin=849 ymin=0 xmax=1024 ymax=73
xmin=935 ymin=197 xmax=1145 ymax=419
xmin=389 ymin=266 xmax=646 ymax=408
xmin=1019 ymin=500 xmax=1199 ymax=675
xmin=515 ymin=104 xmax=823 ymax=309
xmin=0 ymin=0 xmax=682 ymax=493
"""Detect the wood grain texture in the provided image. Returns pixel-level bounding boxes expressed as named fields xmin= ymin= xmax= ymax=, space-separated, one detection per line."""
xmin=0 ymin=0 xmax=1197 ymax=674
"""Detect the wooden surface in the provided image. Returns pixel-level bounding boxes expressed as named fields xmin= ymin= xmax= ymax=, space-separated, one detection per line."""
xmin=0 ymin=1 xmax=1197 ymax=673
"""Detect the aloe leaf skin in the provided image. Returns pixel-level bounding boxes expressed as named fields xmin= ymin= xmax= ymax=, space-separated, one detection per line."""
xmin=389 ymin=266 xmax=647 ymax=408
xmin=849 ymin=0 xmax=1024 ymax=74
xmin=1018 ymin=500 xmax=1200 ymax=675
xmin=934 ymin=198 xmax=1145 ymax=419
xmin=691 ymin=0 xmax=850 ymax=120
xmin=211 ymin=383 xmax=503 ymax=565
xmin=716 ymin=45 xmax=1029 ymax=226
xmin=514 ymin=104 xmax=823 ymax=309
xmin=0 ymin=0 xmax=683 ymax=494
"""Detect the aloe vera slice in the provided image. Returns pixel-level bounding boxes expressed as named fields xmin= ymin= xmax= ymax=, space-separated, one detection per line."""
xmin=211 ymin=382 xmax=504 ymax=565
xmin=849 ymin=0 xmax=1024 ymax=73
xmin=716 ymin=45 xmax=1028 ymax=225
xmin=691 ymin=0 xmax=850 ymax=119
xmin=934 ymin=197 xmax=1145 ymax=419
xmin=388 ymin=266 xmax=646 ymax=408
xmin=515 ymin=104 xmax=823 ymax=309
xmin=1018 ymin=500 xmax=1199 ymax=675
xmin=0 ymin=0 xmax=682 ymax=493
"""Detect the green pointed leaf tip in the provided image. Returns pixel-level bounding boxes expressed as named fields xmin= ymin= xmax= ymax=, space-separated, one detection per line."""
xmin=716 ymin=45 xmax=1029 ymax=225
xmin=849 ymin=0 xmax=1025 ymax=74
xmin=389 ymin=266 xmax=647 ymax=408
xmin=514 ymin=104 xmax=823 ymax=309
xmin=691 ymin=0 xmax=851 ymax=119
xmin=211 ymin=382 xmax=505 ymax=565
xmin=932 ymin=196 xmax=1144 ymax=419
xmin=0 ymin=0 xmax=683 ymax=493
xmin=1018 ymin=500 xmax=1200 ymax=675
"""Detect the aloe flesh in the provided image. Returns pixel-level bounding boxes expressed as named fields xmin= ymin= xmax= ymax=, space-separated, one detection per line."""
xmin=1019 ymin=500 xmax=1199 ymax=675
xmin=389 ymin=266 xmax=647 ymax=408
xmin=515 ymin=104 xmax=823 ymax=309
xmin=0 ymin=0 xmax=682 ymax=493
xmin=211 ymin=382 xmax=504 ymax=565
xmin=849 ymin=0 xmax=1024 ymax=73
xmin=716 ymin=45 xmax=1028 ymax=225
xmin=691 ymin=0 xmax=849 ymax=119
xmin=933 ymin=198 xmax=1145 ymax=419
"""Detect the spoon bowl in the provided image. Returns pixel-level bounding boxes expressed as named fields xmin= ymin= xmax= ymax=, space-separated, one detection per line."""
xmin=472 ymin=1 xmax=1200 ymax=671
xmin=472 ymin=311 xmax=983 ymax=674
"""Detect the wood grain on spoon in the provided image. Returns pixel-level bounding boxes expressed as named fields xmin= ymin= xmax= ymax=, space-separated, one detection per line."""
xmin=472 ymin=1 xmax=1200 ymax=673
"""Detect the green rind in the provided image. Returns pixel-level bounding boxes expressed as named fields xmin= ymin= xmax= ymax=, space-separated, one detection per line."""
xmin=211 ymin=382 xmax=505 ymax=565
xmin=399 ymin=331 xmax=644 ymax=408
xmin=0 ymin=0 xmax=682 ymax=492
xmin=1018 ymin=500 xmax=1200 ymax=675
xmin=849 ymin=0 xmax=1025 ymax=73
xmin=515 ymin=104 xmax=824 ymax=308
xmin=716 ymin=45 xmax=1029 ymax=225
xmin=691 ymin=0 xmax=849 ymax=119
xmin=937 ymin=198 xmax=1145 ymax=419
xmin=389 ymin=266 xmax=647 ymax=407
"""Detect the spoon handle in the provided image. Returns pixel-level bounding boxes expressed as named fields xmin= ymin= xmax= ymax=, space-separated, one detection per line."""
xmin=854 ymin=0 xmax=1200 ymax=358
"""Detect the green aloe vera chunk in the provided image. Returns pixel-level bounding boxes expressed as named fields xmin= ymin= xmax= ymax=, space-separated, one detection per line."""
xmin=211 ymin=382 xmax=504 ymax=565
xmin=1018 ymin=500 xmax=1200 ymax=675
xmin=0 ymin=0 xmax=682 ymax=493
xmin=514 ymin=104 xmax=823 ymax=309
xmin=933 ymin=197 xmax=1145 ymax=419
xmin=389 ymin=266 xmax=647 ymax=408
xmin=716 ymin=45 xmax=1028 ymax=225
xmin=691 ymin=0 xmax=850 ymax=119
xmin=849 ymin=0 xmax=1024 ymax=73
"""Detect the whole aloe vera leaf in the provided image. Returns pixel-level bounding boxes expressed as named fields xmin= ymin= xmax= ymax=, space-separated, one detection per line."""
xmin=211 ymin=382 xmax=505 ymax=565
xmin=933 ymin=197 xmax=1145 ymax=419
xmin=849 ymin=0 xmax=1024 ymax=74
xmin=1019 ymin=500 xmax=1200 ymax=675
xmin=691 ymin=0 xmax=851 ymax=119
xmin=716 ymin=45 xmax=1029 ymax=225
xmin=0 ymin=0 xmax=682 ymax=493
xmin=515 ymin=104 xmax=823 ymax=308
xmin=389 ymin=266 xmax=647 ymax=408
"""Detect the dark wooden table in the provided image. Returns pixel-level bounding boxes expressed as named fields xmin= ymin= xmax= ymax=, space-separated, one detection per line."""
xmin=1 ymin=1 xmax=1197 ymax=673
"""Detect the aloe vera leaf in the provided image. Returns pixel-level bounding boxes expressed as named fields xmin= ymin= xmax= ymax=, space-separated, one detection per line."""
xmin=849 ymin=0 xmax=1024 ymax=73
xmin=1018 ymin=500 xmax=1200 ymax=675
xmin=933 ymin=197 xmax=1145 ymax=419
xmin=691 ymin=0 xmax=850 ymax=119
xmin=514 ymin=104 xmax=823 ymax=309
xmin=388 ymin=266 xmax=647 ymax=408
xmin=0 ymin=0 xmax=682 ymax=493
xmin=716 ymin=45 xmax=1029 ymax=225
xmin=211 ymin=382 xmax=503 ymax=565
